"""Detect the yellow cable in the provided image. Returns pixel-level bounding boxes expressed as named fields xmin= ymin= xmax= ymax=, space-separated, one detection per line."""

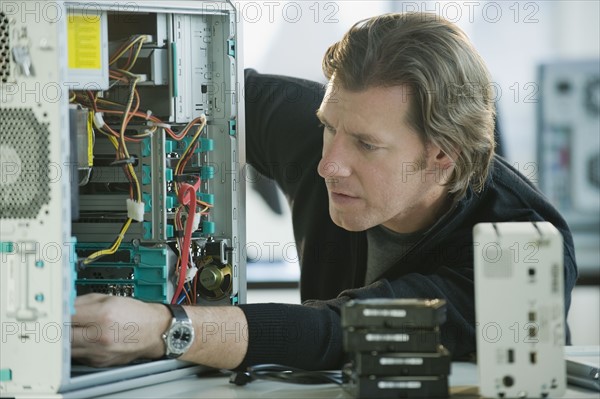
xmin=106 ymin=135 xmax=141 ymax=202
xmin=127 ymin=163 xmax=141 ymax=202
xmin=109 ymin=35 xmax=146 ymax=66
xmin=174 ymin=117 xmax=207 ymax=197
xmin=82 ymin=135 xmax=140 ymax=265
xmin=83 ymin=218 xmax=133 ymax=265
xmin=123 ymin=38 xmax=145 ymax=71
xmin=82 ymin=35 xmax=148 ymax=266
xmin=86 ymin=111 xmax=94 ymax=167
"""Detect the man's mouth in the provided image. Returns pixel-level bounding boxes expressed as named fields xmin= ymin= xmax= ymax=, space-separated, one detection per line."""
xmin=329 ymin=190 xmax=360 ymax=205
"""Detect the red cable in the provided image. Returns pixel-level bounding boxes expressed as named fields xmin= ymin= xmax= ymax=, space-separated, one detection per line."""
xmin=171 ymin=177 xmax=201 ymax=304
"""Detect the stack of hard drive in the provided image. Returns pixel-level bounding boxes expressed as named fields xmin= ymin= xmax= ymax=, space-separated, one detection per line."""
xmin=341 ymin=298 xmax=451 ymax=398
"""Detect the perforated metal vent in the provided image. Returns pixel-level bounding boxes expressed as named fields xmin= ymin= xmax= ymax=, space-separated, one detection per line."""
xmin=0 ymin=108 xmax=51 ymax=219
xmin=0 ymin=12 xmax=10 ymax=84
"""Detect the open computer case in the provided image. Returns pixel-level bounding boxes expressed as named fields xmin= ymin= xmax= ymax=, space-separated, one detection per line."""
xmin=0 ymin=1 xmax=246 ymax=397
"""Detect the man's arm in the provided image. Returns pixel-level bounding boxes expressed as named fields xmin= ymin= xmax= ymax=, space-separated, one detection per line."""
xmin=71 ymin=294 xmax=248 ymax=369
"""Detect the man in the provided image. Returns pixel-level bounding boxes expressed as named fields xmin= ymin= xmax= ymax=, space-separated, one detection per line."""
xmin=72 ymin=13 xmax=577 ymax=370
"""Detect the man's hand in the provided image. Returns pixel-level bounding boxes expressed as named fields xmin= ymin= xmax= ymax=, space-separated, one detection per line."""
xmin=71 ymin=294 xmax=170 ymax=367
xmin=71 ymin=294 xmax=249 ymax=369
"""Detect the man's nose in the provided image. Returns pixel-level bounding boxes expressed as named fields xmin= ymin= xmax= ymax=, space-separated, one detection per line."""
xmin=318 ymin=134 xmax=352 ymax=180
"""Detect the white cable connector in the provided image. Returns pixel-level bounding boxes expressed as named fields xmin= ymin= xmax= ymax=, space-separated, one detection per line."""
xmin=93 ymin=112 xmax=106 ymax=129
xmin=147 ymin=121 xmax=171 ymax=129
xmin=193 ymin=212 xmax=202 ymax=232
xmin=185 ymin=265 xmax=198 ymax=283
xmin=126 ymin=199 xmax=145 ymax=222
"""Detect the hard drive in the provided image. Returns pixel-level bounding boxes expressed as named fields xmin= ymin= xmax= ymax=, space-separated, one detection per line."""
xmin=343 ymin=328 xmax=440 ymax=353
xmin=341 ymin=298 xmax=447 ymax=329
xmin=343 ymin=373 xmax=449 ymax=399
xmin=349 ymin=346 xmax=451 ymax=376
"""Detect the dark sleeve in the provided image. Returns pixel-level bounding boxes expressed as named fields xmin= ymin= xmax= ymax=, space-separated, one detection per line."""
xmin=238 ymin=270 xmax=474 ymax=370
xmin=243 ymin=69 xmax=325 ymax=197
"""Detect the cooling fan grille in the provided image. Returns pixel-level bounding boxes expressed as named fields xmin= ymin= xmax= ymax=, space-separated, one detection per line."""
xmin=0 ymin=108 xmax=51 ymax=219
xmin=0 ymin=12 xmax=10 ymax=84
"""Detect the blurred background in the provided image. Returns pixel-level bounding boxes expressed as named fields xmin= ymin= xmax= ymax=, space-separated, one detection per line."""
xmin=241 ymin=1 xmax=600 ymax=345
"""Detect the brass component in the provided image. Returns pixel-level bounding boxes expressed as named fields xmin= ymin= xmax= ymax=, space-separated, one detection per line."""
xmin=199 ymin=264 xmax=224 ymax=291
xmin=197 ymin=263 xmax=233 ymax=300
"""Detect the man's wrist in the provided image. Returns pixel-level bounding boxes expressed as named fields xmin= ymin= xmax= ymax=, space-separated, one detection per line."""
xmin=143 ymin=302 xmax=172 ymax=359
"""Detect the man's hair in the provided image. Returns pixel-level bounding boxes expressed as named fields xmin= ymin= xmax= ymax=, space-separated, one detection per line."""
xmin=322 ymin=13 xmax=496 ymax=199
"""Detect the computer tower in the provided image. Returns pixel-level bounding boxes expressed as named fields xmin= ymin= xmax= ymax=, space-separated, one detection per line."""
xmin=537 ymin=60 xmax=600 ymax=277
xmin=0 ymin=1 xmax=245 ymax=396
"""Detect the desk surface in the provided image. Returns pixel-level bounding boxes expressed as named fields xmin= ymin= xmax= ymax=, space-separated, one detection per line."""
xmin=96 ymin=362 xmax=598 ymax=399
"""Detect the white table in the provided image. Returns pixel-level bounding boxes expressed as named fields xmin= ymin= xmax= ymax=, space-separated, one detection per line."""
xmin=96 ymin=361 xmax=598 ymax=398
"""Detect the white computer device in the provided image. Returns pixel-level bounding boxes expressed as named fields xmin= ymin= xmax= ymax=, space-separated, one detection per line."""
xmin=474 ymin=222 xmax=566 ymax=398
xmin=0 ymin=1 xmax=246 ymax=397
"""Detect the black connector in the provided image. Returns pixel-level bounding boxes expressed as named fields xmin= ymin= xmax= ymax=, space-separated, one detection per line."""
xmin=530 ymin=352 xmax=537 ymax=364
xmin=229 ymin=371 xmax=252 ymax=386
xmin=205 ymin=239 xmax=229 ymax=265
xmin=529 ymin=326 xmax=537 ymax=338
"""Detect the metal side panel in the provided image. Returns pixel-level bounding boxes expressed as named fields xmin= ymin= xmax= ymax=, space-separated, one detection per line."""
xmin=0 ymin=1 xmax=73 ymax=396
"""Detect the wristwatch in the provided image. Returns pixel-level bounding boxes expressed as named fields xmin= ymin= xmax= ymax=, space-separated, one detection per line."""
xmin=162 ymin=304 xmax=195 ymax=358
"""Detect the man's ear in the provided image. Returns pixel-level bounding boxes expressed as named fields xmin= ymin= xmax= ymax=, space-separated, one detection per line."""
xmin=428 ymin=144 xmax=459 ymax=184
xmin=434 ymin=148 xmax=457 ymax=168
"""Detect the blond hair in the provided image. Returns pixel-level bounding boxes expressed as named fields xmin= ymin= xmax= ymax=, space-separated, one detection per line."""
xmin=322 ymin=13 xmax=496 ymax=199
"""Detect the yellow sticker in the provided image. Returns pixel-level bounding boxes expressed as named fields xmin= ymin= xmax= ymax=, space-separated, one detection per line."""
xmin=67 ymin=15 xmax=101 ymax=69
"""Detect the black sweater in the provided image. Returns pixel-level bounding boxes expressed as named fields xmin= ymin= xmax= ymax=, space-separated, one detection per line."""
xmin=238 ymin=70 xmax=578 ymax=370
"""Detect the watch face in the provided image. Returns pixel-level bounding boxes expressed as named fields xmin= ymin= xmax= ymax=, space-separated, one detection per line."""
xmin=167 ymin=322 xmax=194 ymax=353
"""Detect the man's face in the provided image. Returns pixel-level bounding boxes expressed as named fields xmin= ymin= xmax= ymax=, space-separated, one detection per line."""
xmin=317 ymin=83 xmax=451 ymax=233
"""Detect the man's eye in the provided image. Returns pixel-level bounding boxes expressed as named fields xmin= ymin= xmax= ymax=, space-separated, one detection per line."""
xmin=360 ymin=141 xmax=377 ymax=151
xmin=319 ymin=123 xmax=335 ymax=133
